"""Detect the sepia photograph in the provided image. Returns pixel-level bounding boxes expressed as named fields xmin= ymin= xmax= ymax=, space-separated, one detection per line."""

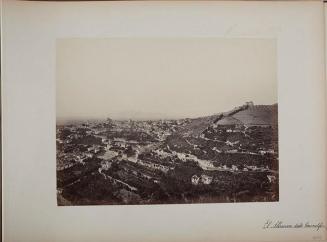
xmin=4 ymin=1 xmax=327 ymax=241
xmin=56 ymin=38 xmax=278 ymax=205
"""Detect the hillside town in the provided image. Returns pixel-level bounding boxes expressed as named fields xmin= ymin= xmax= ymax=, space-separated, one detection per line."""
xmin=57 ymin=102 xmax=279 ymax=205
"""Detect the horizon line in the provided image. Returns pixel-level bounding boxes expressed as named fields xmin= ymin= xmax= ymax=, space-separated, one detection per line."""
xmin=56 ymin=102 xmax=278 ymax=122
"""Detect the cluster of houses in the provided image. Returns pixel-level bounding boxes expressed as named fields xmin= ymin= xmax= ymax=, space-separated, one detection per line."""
xmin=136 ymin=160 xmax=172 ymax=173
xmin=258 ymin=149 xmax=275 ymax=155
xmin=191 ymin=172 xmax=276 ymax=186
xmin=57 ymin=148 xmax=96 ymax=170
xmin=191 ymin=174 xmax=213 ymax=185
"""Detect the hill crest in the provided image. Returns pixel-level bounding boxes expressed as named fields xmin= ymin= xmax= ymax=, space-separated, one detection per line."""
xmin=180 ymin=102 xmax=278 ymax=136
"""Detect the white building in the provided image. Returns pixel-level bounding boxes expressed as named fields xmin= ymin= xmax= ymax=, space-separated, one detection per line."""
xmin=267 ymin=175 xmax=277 ymax=183
xmin=191 ymin=175 xmax=200 ymax=185
xmin=201 ymin=175 xmax=213 ymax=185
xmin=231 ymin=165 xmax=238 ymax=171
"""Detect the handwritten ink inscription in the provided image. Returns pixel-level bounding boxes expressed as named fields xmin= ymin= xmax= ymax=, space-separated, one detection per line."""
xmin=263 ymin=220 xmax=326 ymax=231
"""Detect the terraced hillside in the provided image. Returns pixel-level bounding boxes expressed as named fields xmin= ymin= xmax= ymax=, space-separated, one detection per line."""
xmin=180 ymin=102 xmax=277 ymax=137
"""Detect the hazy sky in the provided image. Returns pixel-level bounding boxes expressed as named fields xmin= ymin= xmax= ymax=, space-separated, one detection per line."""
xmin=56 ymin=38 xmax=277 ymax=120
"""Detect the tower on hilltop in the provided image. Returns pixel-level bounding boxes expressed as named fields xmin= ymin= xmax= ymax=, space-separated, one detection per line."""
xmin=245 ymin=101 xmax=254 ymax=107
